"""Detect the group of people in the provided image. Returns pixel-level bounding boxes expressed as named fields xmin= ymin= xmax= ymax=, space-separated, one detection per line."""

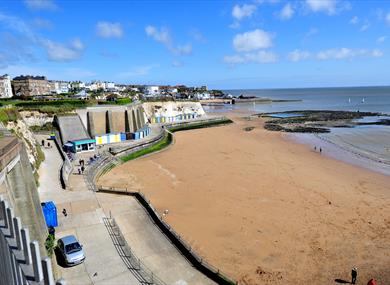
xmin=314 ymin=146 xmax=322 ymax=154
xmin=41 ymin=139 xmax=52 ymax=149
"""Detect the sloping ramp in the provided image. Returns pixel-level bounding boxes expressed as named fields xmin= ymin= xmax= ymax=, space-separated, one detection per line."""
xmin=54 ymin=115 xmax=90 ymax=144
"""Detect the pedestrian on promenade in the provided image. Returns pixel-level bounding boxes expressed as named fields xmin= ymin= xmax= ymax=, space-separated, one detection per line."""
xmin=81 ymin=166 xmax=85 ymax=174
xmin=41 ymin=139 xmax=45 ymax=147
xmin=79 ymin=159 xmax=82 ymax=166
xmin=78 ymin=168 xmax=81 ymax=175
xmin=351 ymin=267 xmax=358 ymax=284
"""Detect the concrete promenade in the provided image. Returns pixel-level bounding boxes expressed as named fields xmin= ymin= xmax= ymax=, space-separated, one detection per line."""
xmin=36 ymin=134 xmax=141 ymax=285
xmin=97 ymin=192 xmax=216 ymax=285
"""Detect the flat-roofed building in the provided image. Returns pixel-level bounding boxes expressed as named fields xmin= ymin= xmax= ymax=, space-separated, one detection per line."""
xmin=11 ymin=75 xmax=50 ymax=97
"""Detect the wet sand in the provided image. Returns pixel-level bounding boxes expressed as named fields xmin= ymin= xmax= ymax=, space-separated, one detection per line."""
xmin=99 ymin=115 xmax=390 ymax=284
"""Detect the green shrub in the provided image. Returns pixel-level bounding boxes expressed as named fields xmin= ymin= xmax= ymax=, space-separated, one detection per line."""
xmin=45 ymin=234 xmax=56 ymax=257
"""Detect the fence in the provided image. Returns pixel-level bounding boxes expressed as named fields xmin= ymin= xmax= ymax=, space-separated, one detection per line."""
xmin=103 ymin=215 xmax=167 ymax=285
xmin=0 ymin=196 xmax=65 ymax=285
xmin=97 ymin=186 xmax=237 ymax=285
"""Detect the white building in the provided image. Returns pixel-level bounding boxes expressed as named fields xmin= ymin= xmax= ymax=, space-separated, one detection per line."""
xmin=104 ymin=82 xmax=115 ymax=90
xmin=0 ymin=75 xmax=13 ymax=98
xmin=194 ymin=92 xmax=211 ymax=100
xmin=167 ymin=87 xmax=178 ymax=94
xmin=71 ymin=81 xmax=85 ymax=90
xmin=144 ymin=86 xmax=160 ymax=97
xmin=49 ymin=81 xmax=70 ymax=94
xmin=85 ymin=82 xmax=98 ymax=91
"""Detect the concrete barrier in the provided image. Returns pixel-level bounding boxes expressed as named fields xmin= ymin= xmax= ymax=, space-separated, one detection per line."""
xmin=0 ymin=196 xmax=65 ymax=285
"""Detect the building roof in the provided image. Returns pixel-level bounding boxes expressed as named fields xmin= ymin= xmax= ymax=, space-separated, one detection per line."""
xmin=13 ymin=75 xmax=47 ymax=81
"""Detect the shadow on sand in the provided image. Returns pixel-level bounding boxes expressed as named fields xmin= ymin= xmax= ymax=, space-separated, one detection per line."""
xmin=335 ymin=279 xmax=351 ymax=284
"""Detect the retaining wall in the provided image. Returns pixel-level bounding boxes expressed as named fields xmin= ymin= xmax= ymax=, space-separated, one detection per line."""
xmin=0 ymin=196 xmax=64 ymax=285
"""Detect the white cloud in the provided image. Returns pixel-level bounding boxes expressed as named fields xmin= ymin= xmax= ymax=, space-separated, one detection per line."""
xmin=349 ymin=16 xmax=358 ymax=24
xmin=172 ymin=44 xmax=192 ymax=55
xmin=305 ymin=0 xmax=337 ymax=15
xmin=190 ymin=29 xmax=206 ymax=43
xmin=233 ymin=29 xmax=273 ymax=52
xmin=232 ymin=4 xmax=257 ymax=20
xmin=145 ymin=25 xmax=192 ymax=56
xmin=360 ymin=21 xmax=370 ymax=32
xmin=96 ymin=22 xmax=123 ymax=38
xmin=24 ymin=0 xmax=57 ymax=11
xmin=118 ymin=66 xmax=153 ymax=78
xmin=386 ymin=12 xmax=390 ymax=25
xmin=286 ymin=48 xmax=383 ymax=62
xmin=32 ymin=18 xmax=53 ymax=30
xmin=316 ymin=48 xmax=383 ymax=60
xmin=145 ymin=25 xmax=171 ymax=45
xmin=41 ymin=38 xmax=84 ymax=62
xmin=278 ymin=3 xmax=294 ymax=20
xmin=172 ymin=60 xmax=183 ymax=67
xmin=224 ymin=51 xmax=278 ymax=64
xmin=288 ymin=50 xmax=311 ymax=62
xmin=377 ymin=36 xmax=387 ymax=43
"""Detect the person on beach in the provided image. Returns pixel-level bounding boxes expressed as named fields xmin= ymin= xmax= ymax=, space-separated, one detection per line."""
xmin=351 ymin=267 xmax=358 ymax=284
xmin=367 ymin=279 xmax=377 ymax=285
xmin=314 ymin=146 xmax=317 ymax=152
xmin=81 ymin=166 xmax=85 ymax=174
xmin=319 ymin=147 xmax=322 ymax=154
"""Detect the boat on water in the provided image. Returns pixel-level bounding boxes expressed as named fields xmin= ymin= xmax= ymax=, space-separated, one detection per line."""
xmin=362 ymin=98 xmax=365 ymax=103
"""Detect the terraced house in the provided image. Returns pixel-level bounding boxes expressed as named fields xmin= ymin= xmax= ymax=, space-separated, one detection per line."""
xmin=11 ymin=75 xmax=50 ymax=97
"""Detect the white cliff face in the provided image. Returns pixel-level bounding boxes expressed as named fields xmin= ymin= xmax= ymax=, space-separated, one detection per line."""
xmin=19 ymin=111 xmax=53 ymax=127
xmin=143 ymin=101 xmax=206 ymax=119
xmin=7 ymin=119 xmax=39 ymax=167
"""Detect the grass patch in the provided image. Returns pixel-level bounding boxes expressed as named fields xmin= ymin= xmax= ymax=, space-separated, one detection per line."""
xmin=168 ymin=118 xmax=233 ymax=133
xmin=15 ymin=99 xmax=91 ymax=114
xmin=120 ymin=132 xmax=172 ymax=163
xmin=30 ymin=122 xmax=54 ymax=132
xmin=0 ymin=108 xmax=20 ymax=123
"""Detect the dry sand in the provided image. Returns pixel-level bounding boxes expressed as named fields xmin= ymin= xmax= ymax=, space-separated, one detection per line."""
xmin=99 ymin=115 xmax=390 ymax=284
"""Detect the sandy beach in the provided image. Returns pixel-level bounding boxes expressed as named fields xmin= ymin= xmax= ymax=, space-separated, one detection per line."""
xmin=99 ymin=115 xmax=390 ymax=284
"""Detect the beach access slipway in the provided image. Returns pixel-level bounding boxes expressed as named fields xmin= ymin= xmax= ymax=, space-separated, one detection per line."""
xmin=84 ymin=116 xmax=238 ymax=285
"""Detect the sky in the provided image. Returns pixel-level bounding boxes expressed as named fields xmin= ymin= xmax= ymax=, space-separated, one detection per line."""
xmin=0 ymin=0 xmax=389 ymax=89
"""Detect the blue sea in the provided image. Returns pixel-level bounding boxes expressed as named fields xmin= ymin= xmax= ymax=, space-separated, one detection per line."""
xmin=204 ymin=86 xmax=390 ymax=175
xmin=205 ymin=86 xmax=390 ymax=114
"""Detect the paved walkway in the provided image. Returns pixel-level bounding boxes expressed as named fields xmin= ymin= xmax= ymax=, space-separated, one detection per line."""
xmin=97 ymin=193 xmax=216 ymax=285
xmin=36 ymin=134 xmax=141 ymax=285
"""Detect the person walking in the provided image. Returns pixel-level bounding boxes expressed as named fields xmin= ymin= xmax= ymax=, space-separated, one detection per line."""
xmin=314 ymin=146 xmax=317 ymax=152
xmin=319 ymin=147 xmax=322 ymax=154
xmin=81 ymin=165 xmax=85 ymax=174
xmin=351 ymin=267 xmax=358 ymax=284
xmin=78 ymin=168 xmax=81 ymax=175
